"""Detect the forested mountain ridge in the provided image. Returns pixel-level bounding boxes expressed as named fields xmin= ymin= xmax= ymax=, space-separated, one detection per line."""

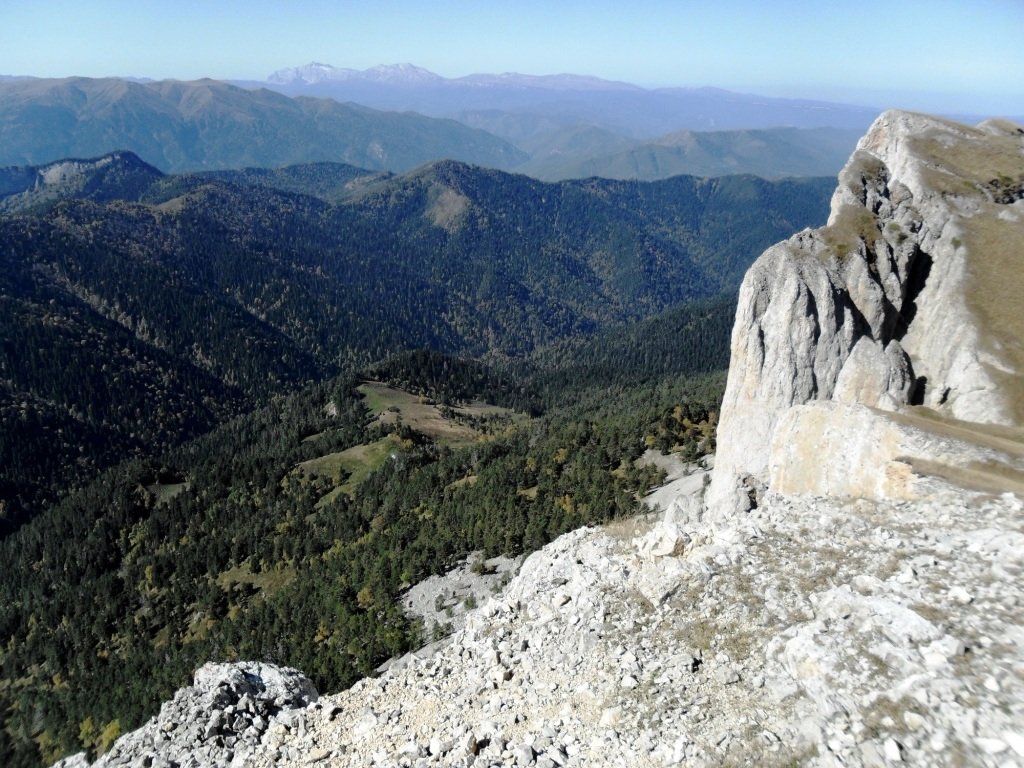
xmin=0 ymin=77 xmax=526 ymax=173
xmin=0 ymin=153 xmax=388 ymax=213
xmin=0 ymin=151 xmax=833 ymax=532
xmin=345 ymin=159 xmax=835 ymax=311
xmin=0 ymin=152 xmax=164 ymax=213
xmin=175 ymin=163 xmax=392 ymax=203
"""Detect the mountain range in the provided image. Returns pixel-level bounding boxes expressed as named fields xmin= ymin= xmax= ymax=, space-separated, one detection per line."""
xmin=0 ymin=137 xmax=836 ymax=765
xmin=0 ymin=77 xmax=526 ymax=173
xmin=0 ymin=60 xmax=964 ymax=768
xmin=256 ymin=63 xmax=881 ymax=178
xmin=5 ymin=43 xmax=1021 ymax=768
xmin=517 ymin=125 xmax=864 ymax=181
xmin=0 ymin=73 xmax=865 ymax=179
xmin=7 ymin=109 xmax=1021 ymax=768
xmin=258 ymin=62 xmax=881 ymax=136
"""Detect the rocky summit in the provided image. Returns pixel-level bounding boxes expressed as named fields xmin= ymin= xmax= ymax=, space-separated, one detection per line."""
xmin=707 ymin=110 xmax=1024 ymax=514
xmin=55 ymin=110 xmax=1024 ymax=767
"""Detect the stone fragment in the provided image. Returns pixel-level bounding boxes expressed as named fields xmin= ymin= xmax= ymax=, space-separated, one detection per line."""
xmin=514 ymin=743 xmax=536 ymax=766
xmin=637 ymin=522 xmax=689 ymax=558
xmin=948 ymin=586 xmax=973 ymax=604
xmin=883 ymin=738 xmax=903 ymax=762
xmin=428 ymin=735 xmax=448 ymax=756
xmin=902 ymin=712 xmax=925 ymax=730
xmin=547 ymin=747 xmax=568 ymax=766
xmin=304 ymin=747 xmax=331 ymax=763
xmin=599 ymin=707 xmax=622 ymax=727
xmin=1004 ymin=731 xmax=1024 ymax=757
xmin=352 ymin=712 xmax=378 ymax=738
xmin=976 ymin=737 xmax=1008 ymax=755
xmin=204 ymin=711 xmax=223 ymax=740
xmin=714 ymin=666 xmax=740 ymax=685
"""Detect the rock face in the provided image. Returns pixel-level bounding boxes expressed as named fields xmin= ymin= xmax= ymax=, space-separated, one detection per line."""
xmin=52 ymin=662 xmax=318 ymax=768
xmin=707 ymin=110 xmax=1024 ymax=513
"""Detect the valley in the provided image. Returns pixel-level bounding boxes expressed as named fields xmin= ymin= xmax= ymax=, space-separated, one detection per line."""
xmin=0 ymin=339 xmax=723 ymax=766
xmin=0 ymin=153 xmax=827 ymax=534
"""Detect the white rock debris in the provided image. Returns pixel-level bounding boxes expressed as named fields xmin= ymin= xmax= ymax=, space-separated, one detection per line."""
xmin=399 ymin=552 xmax=523 ymax=647
xmin=61 ymin=483 xmax=1024 ymax=767
xmin=52 ymin=662 xmax=318 ymax=768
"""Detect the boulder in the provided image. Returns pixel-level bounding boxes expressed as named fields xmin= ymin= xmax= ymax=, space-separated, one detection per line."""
xmin=63 ymin=662 xmax=318 ymax=767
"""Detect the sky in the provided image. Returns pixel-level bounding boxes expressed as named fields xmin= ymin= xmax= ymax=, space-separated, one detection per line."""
xmin=2 ymin=0 xmax=1022 ymax=115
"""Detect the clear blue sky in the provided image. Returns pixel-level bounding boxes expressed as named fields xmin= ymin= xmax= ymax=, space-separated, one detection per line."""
xmin=2 ymin=0 xmax=1022 ymax=115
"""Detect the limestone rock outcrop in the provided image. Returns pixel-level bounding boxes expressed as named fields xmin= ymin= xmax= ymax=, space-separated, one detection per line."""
xmin=707 ymin=110 xmax=1024 ymax=513
xmin=52 ymin=662 xmax=318 ymax=768
xmin=247 ymin=488 xmax=1024 ymax=768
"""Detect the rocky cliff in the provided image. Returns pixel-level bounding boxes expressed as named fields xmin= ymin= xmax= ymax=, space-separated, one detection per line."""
xmin=707 ymin=110 xmax=1024 ymax=512
xmin=53 ymin=112 xmax=1024 ymax=767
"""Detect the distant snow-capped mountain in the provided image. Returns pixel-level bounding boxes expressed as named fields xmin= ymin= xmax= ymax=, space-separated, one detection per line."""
xmin=266 ymin=62 xmax=341 ymax=84
xmin=268 ymin=62 xmax=444 ymax=86
xmin=267 ymin=63 xmax=639 ymax=91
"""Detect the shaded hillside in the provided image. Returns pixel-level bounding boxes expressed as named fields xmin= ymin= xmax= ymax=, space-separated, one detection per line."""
xmin=185 ymin=163 xmax=392 ymax=202
xmin=0 ymin=152 xmax=164 ymax=213
xmin=0 ymin=156 xmax=390 ymax=212
xmin=0 ymin=78 xmax=526 ymax=172
xmin=0 ymin=178 xmax=447 ymax=530
xmin=0 ymin=152 xmax=831 ymax=531
xmin=345 ymin=160 xmax=835 ymax=316
xmin=527 ymin=294 xmax=735 ymax=401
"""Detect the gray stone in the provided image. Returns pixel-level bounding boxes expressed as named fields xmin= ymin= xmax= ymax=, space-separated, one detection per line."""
xmin=883 ymin=737 xmax=903 ymax=762
xmin=52 ymin=662 xmax=318 ymax=768
xmin=514 ymin=743 xmax=536 ymax=766
xmin=204 ymin=710 xmax=223 ymax=740
xmin=714 ymin=666 xmax=740 ymax=685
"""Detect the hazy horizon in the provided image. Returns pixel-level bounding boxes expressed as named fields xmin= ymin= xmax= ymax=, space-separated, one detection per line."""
xmin=2 ymin=0 xmax=1023 ymax=117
